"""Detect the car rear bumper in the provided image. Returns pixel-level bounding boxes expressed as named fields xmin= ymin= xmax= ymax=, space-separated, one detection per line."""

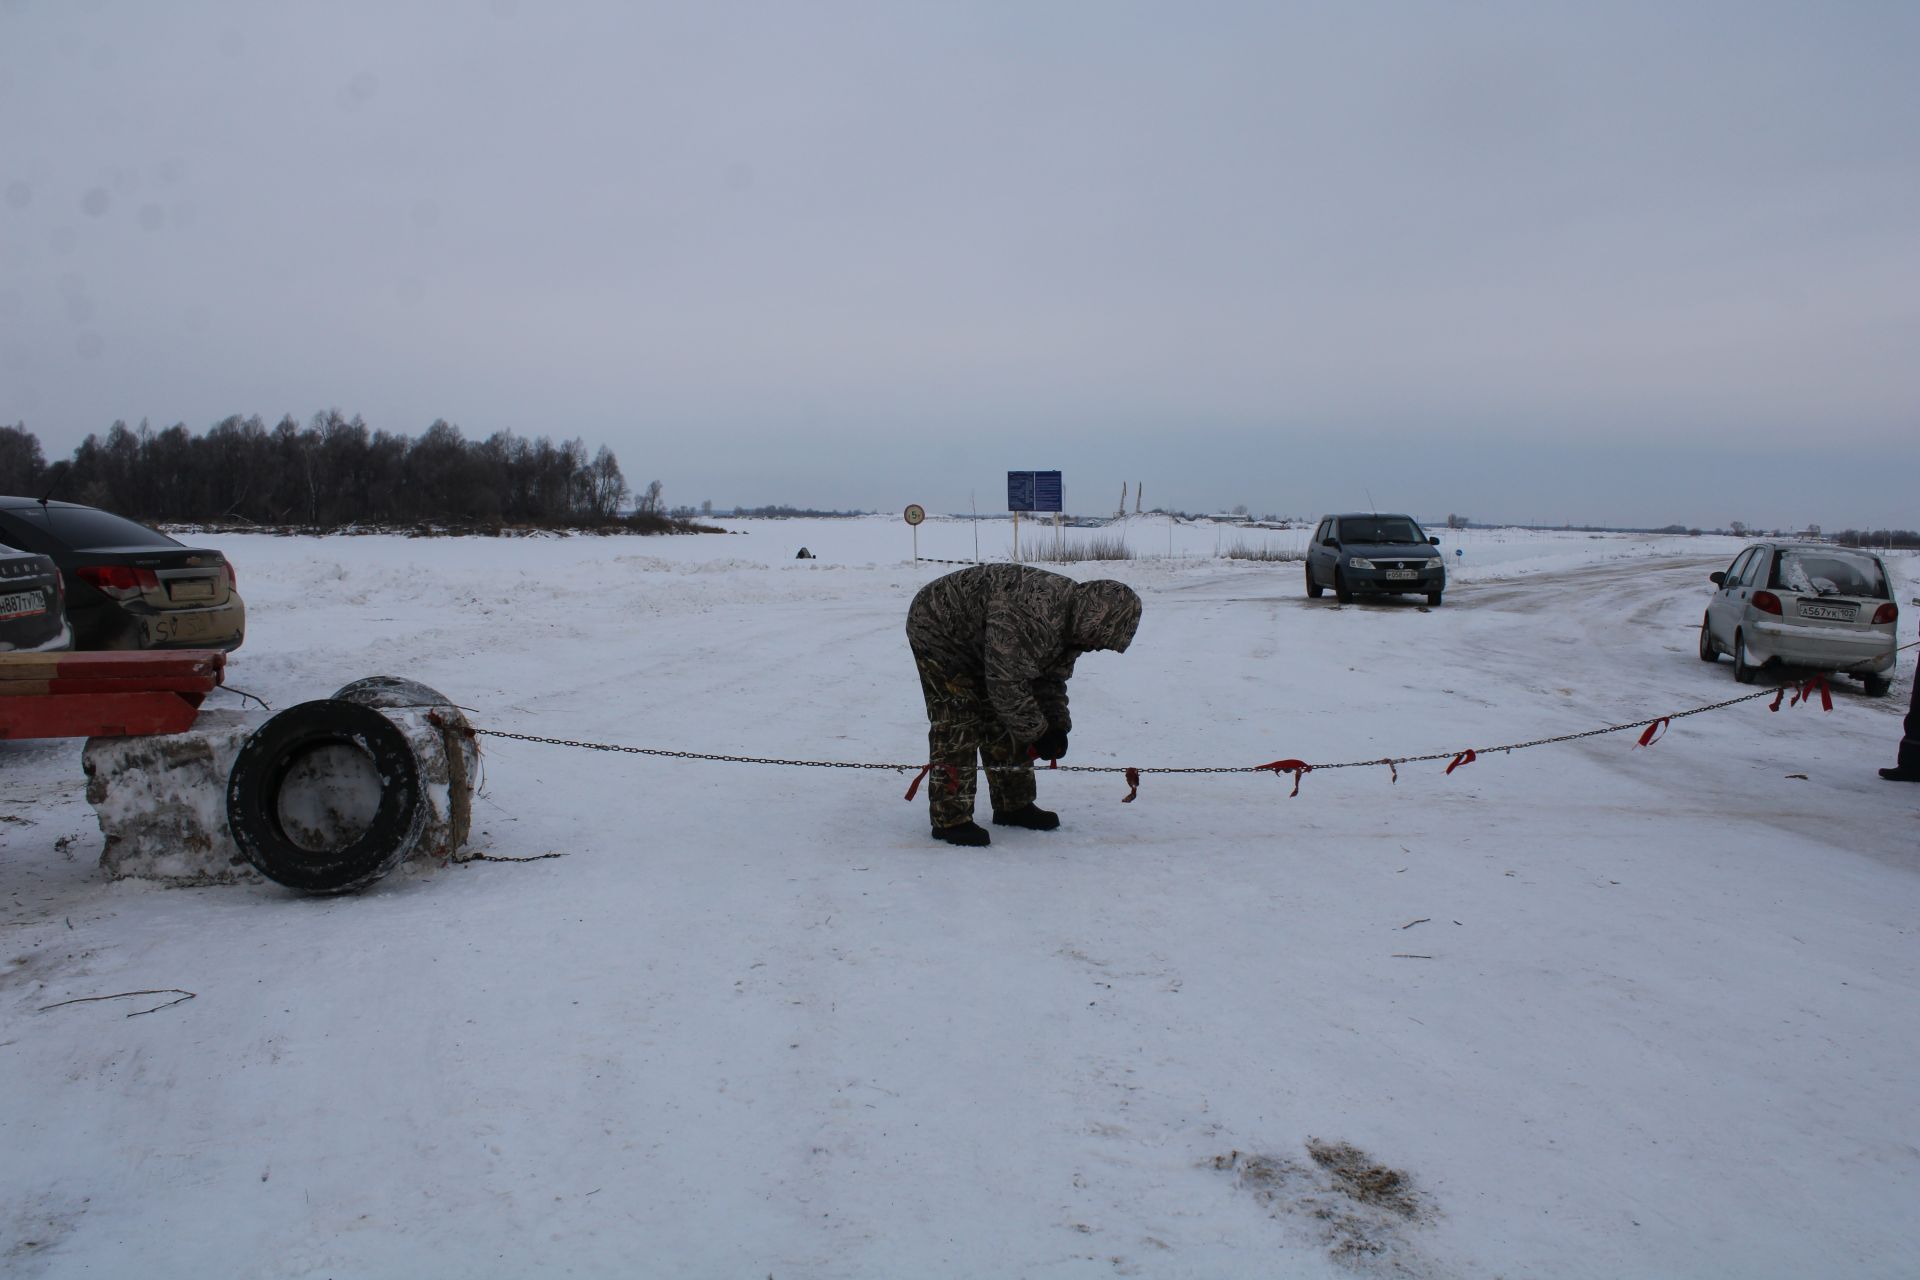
xmin=137 ymin=597 xmax=246 ymax=651
xmin=0 ymin=619 xmax=73 ymax=653
xmin=1748 ymin=620 xmax=1895 ymax=673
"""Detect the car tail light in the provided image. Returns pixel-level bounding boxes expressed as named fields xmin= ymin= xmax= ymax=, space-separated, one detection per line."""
xmin=1873 ymin=602 xmax=1898 ymax=625
xmin=74 ymin=564 xmax=160 ymax=600
xmin=1751 ymin=590 xmax=1783 ymax=615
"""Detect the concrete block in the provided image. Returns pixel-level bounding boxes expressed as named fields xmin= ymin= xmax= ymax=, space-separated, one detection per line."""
xmin=83 ymin=702 xmax=478 ymax=887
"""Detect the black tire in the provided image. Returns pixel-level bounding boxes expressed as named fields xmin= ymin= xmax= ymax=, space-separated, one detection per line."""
xmin=1863 ymin=674 xmax=1892 ymax=698
xmin=1732 ymin=631 xmax=1756 ymax=684
xmin=227 ymin=699 xmax=426 ymax=893
xmin=1305 ymin=563 xmax=1323 ymax=598
xmin=1698 ymin=614 xmax=1718 ymax=662
xmin=1333 ymin=568 xmax=1354 ymax=604
xmin=1427 ymin=590 xmax=1443 ymax=607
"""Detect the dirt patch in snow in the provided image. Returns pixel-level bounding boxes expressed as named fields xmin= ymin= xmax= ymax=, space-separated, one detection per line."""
xmin=1211 ymin=1141 xmax=1439 ymax=1274
xmin=1307 ymin=1138 xmax=1424 ymax=1218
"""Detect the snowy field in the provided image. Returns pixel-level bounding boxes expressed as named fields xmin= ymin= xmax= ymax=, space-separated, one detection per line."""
xmin=4 ymin=518 xmax=1918 ymax=1279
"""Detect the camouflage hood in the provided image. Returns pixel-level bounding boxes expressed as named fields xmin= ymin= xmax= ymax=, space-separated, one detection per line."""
xmin=1069 ymin=580 xmax=1142 ymax=653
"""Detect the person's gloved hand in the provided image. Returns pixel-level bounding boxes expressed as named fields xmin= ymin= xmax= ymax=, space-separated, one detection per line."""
xmin=1030 ymin=727 xmax=1069 ymax=761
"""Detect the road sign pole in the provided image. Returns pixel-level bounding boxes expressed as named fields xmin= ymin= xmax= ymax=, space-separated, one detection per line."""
xmin=903 ymin=504 xmax=926 ymax=564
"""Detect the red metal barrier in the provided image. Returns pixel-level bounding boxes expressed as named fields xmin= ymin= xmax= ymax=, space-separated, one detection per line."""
xmin=0 ymin=650 xmax=226 ymax=739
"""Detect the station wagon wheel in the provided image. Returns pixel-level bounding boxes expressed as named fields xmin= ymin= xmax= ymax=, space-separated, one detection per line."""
xmin=1333 ymin=567 xmax=1354 ymax=604
xmin=1862 ymin=674 xmax=1892 ymax=698
xmin=1732 ymin=630 xmax=1756 ymax=684
xmin=1305 ymin=563 xmax=1323 ymax=598
xmin=1698 ymin=614 xmax=1717 ymax=662
xmin=1427 ymin=589 xmax=1443 ymax=607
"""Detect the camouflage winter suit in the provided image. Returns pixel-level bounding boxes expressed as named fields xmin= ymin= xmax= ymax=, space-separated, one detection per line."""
xmin=906 ymin=565 xmax=1143 ymax=828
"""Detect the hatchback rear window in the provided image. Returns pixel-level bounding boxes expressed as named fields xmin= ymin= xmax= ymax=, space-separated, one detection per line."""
xmin=1771 ymin=548 xmax=1888 ymax=599
xmin=1340 ymin=517 xmax=1424 ymax=544
xmin=6 ymin=505 xmax=179 ymax=551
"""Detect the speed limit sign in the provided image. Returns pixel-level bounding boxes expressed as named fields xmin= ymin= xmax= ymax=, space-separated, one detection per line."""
xmin=904 ymin=504 xmax=926 ymax=562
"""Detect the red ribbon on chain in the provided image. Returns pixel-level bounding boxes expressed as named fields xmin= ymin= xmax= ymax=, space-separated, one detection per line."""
xmin=1257 ymin=758 xmax=1312 ymax=797
xmin=1379 ymin=758 xmax=1398 ymax=784
xmin=1635 ymin=717 xmax=1671 ymax=748
xmin=1121 ymin=767 xmax=1141 ymax=803
xmin=903 ymin=763 xmax=963 ymax=802
xmin=1791 ymin=674 xmax=1833 ymax=711
xmin=1445 ymin=749 xmax=1477 ymax=775
xmin=1771 ymin=675 xmax=1835 ymax=712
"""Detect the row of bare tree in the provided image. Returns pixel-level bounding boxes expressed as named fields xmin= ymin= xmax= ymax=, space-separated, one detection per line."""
xmin=0 ymin=414 xmax=655 ymax=528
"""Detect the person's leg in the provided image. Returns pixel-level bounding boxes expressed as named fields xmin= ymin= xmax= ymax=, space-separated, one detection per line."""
xmin=1885 ymin=665 xmax=1920 ymax=780
xmin=915 ymin=654 xmax=988 ymax=830
xmin=981 ymin=732 xmax=1040 ymax=816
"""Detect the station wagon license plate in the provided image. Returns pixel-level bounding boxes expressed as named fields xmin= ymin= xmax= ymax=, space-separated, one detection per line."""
xmin=0 ymin=589 xmax=47 ymax=620
xmin=1383 ymin=569 xmax=1418 ymax=580
xmin=1800 ymin=603 xmax=1855 ymax=621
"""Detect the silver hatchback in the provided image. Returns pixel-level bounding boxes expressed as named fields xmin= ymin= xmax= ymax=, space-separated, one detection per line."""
xmin=1699 ymin=542 xmax=1898 ymax=696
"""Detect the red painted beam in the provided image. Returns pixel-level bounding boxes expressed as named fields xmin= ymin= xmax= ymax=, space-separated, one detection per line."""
xmin=0 ymin=690 xmax=212 ymax=740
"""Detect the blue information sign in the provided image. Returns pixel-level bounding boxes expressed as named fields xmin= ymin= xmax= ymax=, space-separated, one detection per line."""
xmin=1007 ymin=470 xmax=1063 ymax=513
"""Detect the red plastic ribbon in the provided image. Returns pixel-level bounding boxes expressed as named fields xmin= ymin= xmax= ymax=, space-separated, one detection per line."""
xmin=1445 ymin=749 xmax=1477 ymax=776
xmin=1121 ymin=766 xmax=1141 ymax=803
xmin=1635 ymin=717 xmax=1670 ymax=748
xmin=1791 ymin=674 xmax=1833 ymax=711
xmin=903 ymin=763 xmax=962 ymax=801
xmin=1257 ymin=758 xmax=1312 ymax=797
xmin=1025 ymin=746 xmax=1059 ymax=769
xmin=1379 ymin=758 xmax=1398 ymax=784
xmin=1770 ymin=688 xmax=1787 ymax=712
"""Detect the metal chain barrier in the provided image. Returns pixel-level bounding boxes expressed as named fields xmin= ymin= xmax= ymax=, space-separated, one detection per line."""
xmin=469 ymin=636 xmax=1916 ymax=802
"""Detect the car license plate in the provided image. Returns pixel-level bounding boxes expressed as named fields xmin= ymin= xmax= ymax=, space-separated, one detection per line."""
xmin=170 ymin=578 xmax=215 ymax=602
xmin=0 ymin=589 xmax=46 ymax=620
xmin=1383 ymin=569 xmax=1417 ymax=581
xmin=1800 ymin=603 xmax=1855 ymax=621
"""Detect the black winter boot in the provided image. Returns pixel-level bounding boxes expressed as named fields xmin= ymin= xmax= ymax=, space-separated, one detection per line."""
xmin=992 ymin=803 xmax=1060 ymax=831
xmin=932 ymin=821 xmax=992 ymax=846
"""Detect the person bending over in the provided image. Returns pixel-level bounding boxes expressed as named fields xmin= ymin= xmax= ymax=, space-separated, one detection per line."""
xmin=905 ymin=564 xmax=1142 ymax=846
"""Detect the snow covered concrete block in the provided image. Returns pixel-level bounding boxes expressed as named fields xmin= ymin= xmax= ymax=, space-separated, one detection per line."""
xmin=83 ymin=709 xmax=262 ymax=884
xmin=82 ymin=701 xmax=478 ymax=887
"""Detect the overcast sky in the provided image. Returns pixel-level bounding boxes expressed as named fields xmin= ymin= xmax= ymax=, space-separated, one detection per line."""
xmin=2 ymin=1 xmax=1915 ymax=528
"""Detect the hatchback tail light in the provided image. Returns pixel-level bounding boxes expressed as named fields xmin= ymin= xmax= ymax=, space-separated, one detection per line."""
xmin=74 ymin=565 xmax=160 ymax=600
xmin=224 ymin=561 xmax=237 ymax=589
xmin=1751 ymin=590 xmax=1783 ymax=615
xmin=1873 ymin=602 xmax=1898 ymax=625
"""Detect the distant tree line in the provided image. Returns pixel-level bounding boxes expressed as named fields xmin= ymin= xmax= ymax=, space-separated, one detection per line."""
xmin=677 ymin=502 xmax=871 ymax=519
xmin=1832 ymin=529 xmax=1920 ymax=549
xmin=0 ymin=416 xmax=702 ymax=531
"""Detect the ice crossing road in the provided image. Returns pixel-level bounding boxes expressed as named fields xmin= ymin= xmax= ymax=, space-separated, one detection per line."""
xmin=2 ymin=527 xmax=1916 ymax=1279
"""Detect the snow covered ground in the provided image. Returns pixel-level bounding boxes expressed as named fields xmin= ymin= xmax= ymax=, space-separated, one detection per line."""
xmin=3 ymin=520 xmax=1917 ymax=1278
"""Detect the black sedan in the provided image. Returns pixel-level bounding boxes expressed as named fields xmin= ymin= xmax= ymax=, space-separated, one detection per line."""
xmin=0 ymin=548 xmax=71 ymax=652
xmin=0 ymin=498 xmax=245 ymax=651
